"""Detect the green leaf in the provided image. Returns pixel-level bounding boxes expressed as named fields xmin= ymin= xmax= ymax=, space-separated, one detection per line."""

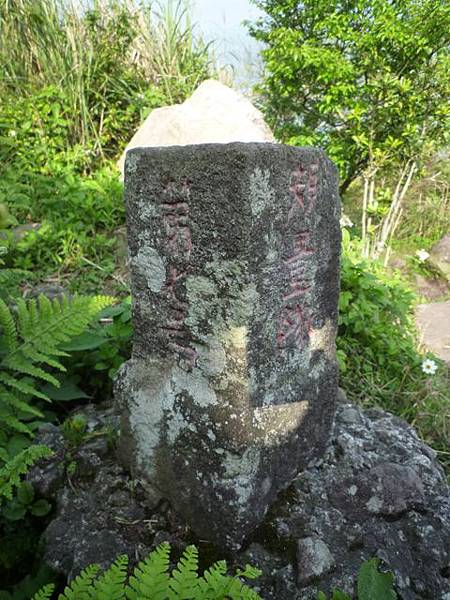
xmin=59 ymin=332 xmax=107 ymax=351
xmin=31 ymin=498 xmax=52 ymax=517
xmin=6 ymin=434 xmax=31 ymax=457
xmin=17 ymin=480 xmax=35 ymax=505
xmin=3 ymin=501 xmax=27 ymax=520
xmin=357 ymin=558 xmax=397 ymax=600
xmin=41 ymin=378 xmax=89 ymax=401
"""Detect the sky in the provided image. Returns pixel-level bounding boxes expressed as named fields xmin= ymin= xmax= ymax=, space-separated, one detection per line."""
xmin=190 ymin=0 xmax=264 ymax=85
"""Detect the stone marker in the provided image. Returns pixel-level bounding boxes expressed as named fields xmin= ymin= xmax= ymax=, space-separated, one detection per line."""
xmin=115 ymin=142 xmax=341 ymax=549
xmin=117 ymin=79 xmax=274 ymax=177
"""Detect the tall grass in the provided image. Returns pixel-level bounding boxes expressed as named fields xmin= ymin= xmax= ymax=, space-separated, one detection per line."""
xmin=0 ymin=0 xmax=214 ymax=160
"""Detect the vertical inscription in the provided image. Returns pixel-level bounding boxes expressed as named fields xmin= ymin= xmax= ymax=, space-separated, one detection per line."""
xmin=159 ymin=179 xmax=197 ymax=368
xmin=277 ymin=164 xmax=319 ymax=350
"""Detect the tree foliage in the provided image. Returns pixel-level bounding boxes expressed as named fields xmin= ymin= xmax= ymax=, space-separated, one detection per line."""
xmin=249 ymin=0 xmax=450 ymax=192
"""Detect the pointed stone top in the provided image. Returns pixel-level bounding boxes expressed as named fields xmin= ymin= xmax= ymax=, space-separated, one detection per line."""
xmin=117 ymin=79 xmax=275 ymax=176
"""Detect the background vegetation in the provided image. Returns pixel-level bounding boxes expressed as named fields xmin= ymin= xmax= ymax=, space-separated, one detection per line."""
xmin=0 ymin=0 xmax=449 ymax=597
xmin=250 ymin=0 xmax=450 ymax=465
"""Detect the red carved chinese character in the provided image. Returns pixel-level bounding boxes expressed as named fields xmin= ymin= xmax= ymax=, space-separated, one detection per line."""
xmin=168 ymin=342 xmax=198 ymax=368
xmin=276 ymin=304 xmax=311 ymax=349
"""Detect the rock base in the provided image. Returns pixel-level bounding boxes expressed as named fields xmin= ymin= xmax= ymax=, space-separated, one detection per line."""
xmin=29 ymin=399 xmax=450 ymax=599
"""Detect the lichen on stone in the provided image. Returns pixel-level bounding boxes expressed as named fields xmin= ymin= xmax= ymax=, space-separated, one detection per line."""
xmin=249 ymin=167 xmax=275 ymax=217
xmin=185 ymin=259 xmax=259 ymax=337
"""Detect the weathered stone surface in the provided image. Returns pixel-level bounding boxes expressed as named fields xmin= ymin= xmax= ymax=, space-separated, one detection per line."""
xmin=297 ymin=537 xmax=336 ymax=585
xmin=26 ymin=423 xmax=65 ymax=499
xmin=415 ymin=301 xmax=450 ymax=365
xmin=117 ymin=80 xmax=274 ymax=176
xmin=257 ymin=402 xmax=450 ymax=599
xmin=115 ymin=142 xmax=341 ymax=548
xmin=415 ymin=274 xmax=448 ymax=301
xmin=36 ymin=399 xmax=450 ymax=598
xmin=430 ymin=233 xmax=450 ymax=282
xmin=27 ymin=406 xmax=153 ymax=580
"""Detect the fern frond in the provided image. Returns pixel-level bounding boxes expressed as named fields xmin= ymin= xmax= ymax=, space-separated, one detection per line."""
xmin=168 ymin=545 xmax=199 ymax=599
xmin=32 ymin=584 xmax=56 ymax=600
xmin=58 ymin=563 xmax=101 ymax=600
xmin=0 ymin=386 xmax=44 ymax=417
xmin=0 ymin=444 xmax=53 ymax=501
xmin=21 ymin=345 xmax=67 ymax=372
xmin=126 ymin=543 xmax=171 ymax=600
xmin=0 ymin=409 xmax=33 ymax=435
xmin=0 ymin=373 xmax=50 ymax=401
xmin=0 ymin=298 xmax=18 ymax=352
xmin=93 ymin=555 xmax=128 ymax=600
xmin=0 ymin=294 xmax=114 ymax=437
xmin=2 ymin=355 xmax=60 ymax=386
xmin=196 ymin=561 xmax=229 ymax=599
xmin=197 ymin=561 xmax=262 ymax=600
xmin=224 ymin=578 xmax=262 ymax=600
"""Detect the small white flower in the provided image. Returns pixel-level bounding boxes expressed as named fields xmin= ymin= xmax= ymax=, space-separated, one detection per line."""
xmin=340 ymin=214 xmax=354 ymax=227
xmin=416 ymin=249 xmax=430 ymax=262
xmin=9 ymin=130 xmax=17 ymax=137
xmin=421 ymin=359 xmax=438 ymax=375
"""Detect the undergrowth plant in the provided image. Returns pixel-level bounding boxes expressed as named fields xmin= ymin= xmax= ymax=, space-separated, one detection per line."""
xmin=317 ymin=558 xmax=397 ymax=600
xmin=0 ymin=0 xmax=214 ymax=164
xmin=32 ymin=543 xmax=262 ymax=600
xmin=0 ymin=165 xmax=125 ymax=289
xmin=0 ymin=294 xmax=113 ymax=501
xmin=338 ymin=228 xmax=450 ymax=470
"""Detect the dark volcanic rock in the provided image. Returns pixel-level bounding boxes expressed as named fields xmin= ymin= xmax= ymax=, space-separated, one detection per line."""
xmin=36 ymin=400 xmax=450 ymax=598
xmin=28 ymin=407 xmax=154 ymax=580
xmin=116 ymin=142 xmax=341 ymax=549
xmin=251 ymin=402 xmax=450 ymax=599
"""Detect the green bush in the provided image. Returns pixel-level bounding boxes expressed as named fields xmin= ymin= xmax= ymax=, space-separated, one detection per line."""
xmin=338 ymin=229 xmax=419 ymax=389
xmin=338 ymin=229 xmax=449 ymax=467
xmin=0 ymin=0 xmax=214 ymax=166
xmin=0 ymin=165 xmax=125 ymax=291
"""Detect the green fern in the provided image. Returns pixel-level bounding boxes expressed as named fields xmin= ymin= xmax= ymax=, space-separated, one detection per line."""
xmin=58 ymin=563 xmax=101 ymax=600
xmin=126 ymin=542 xmax=171 ymax=600
xmin=0 ymin=293 xmax=113 ymax=504
xmin=0 ymin=294 xmax=113 ymax=436
xmin=197 ymin=561 xmax=262 ymax=600
xmin=0 ymin=444 xmax=53 ymax=501
xmin=93 ymin=554 xmax=128 ymax=600
xmin=169 ymin=545 xmax=199 ymax=599
xmin=31 ymin=584 xmax=56 ymax=600
xmin=32 ymin=544 xmax=262 ymax=600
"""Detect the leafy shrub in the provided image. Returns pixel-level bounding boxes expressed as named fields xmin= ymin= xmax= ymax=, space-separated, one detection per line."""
xmin=0 ymin=165 xmax=125 ymax=290
xmin=338 ymin=229 xmax=449 ymax=466
xmin=0 ymin=292 xmax=114 ymax=592
xmin=0 ymin=0 xmax=214 ymax=165
xmin=338 ymin=229 xmax=419 ymax=392
xmin=59 ymin=299 xmax=133 ymax=401
xmin=32 ymin=543 xmax=262 ymax=600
